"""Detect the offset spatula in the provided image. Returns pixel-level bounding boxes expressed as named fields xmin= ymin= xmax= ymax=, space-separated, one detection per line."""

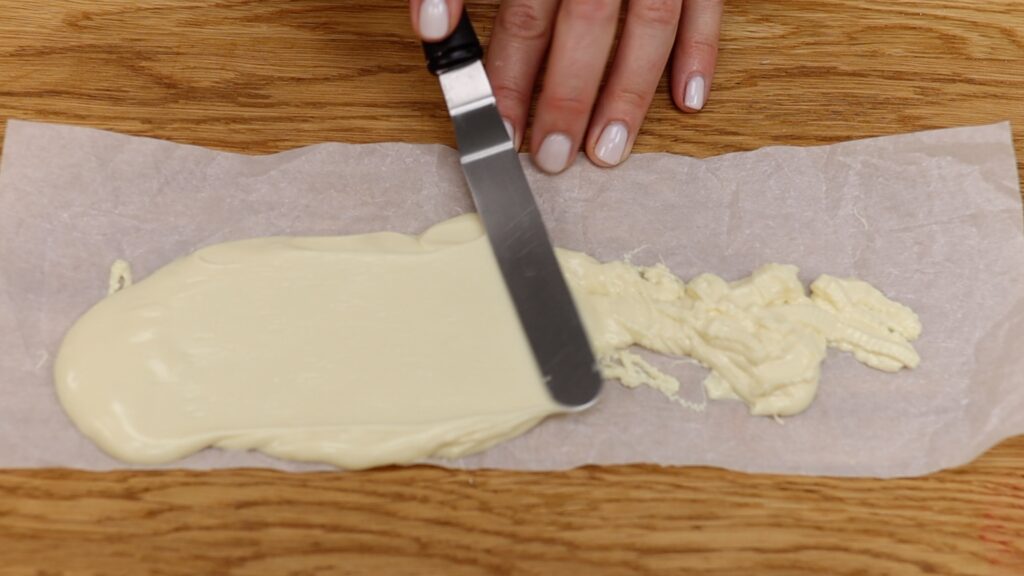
xmin=422 ymin=10 xmax=601 ymax=409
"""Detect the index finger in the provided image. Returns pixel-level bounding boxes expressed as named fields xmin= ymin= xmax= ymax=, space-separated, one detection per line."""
xmin=410 ymin=0 xmax=465 ymax=41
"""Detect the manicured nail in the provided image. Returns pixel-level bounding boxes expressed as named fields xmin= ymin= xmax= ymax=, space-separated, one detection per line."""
xmin=684 ymin=74 xmax=706 ymax=111
xmin=594 ymin=121 xmax=629 ymax=166
xmin=535 ymin=132 xmax=573 ymax=173
xmin=502 ymin=118 xmax=516 ymax=146
xmin=419 ymin=0 xmax=449 ymax=40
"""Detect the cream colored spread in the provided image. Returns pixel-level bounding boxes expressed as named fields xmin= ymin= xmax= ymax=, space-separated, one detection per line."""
xmin=107 ymin=259 xmax=133 ymax=295
xmin=562 ymin=254 xmax=921 ymax=416
xmin=55 ymin=214 xmax=921 ymax=468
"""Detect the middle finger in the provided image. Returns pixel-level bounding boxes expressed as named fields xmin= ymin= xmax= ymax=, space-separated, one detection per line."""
xmin=530 ymin=0 xmax=622 ymax=174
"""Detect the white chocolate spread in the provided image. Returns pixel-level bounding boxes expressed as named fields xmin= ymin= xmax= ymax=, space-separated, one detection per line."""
xmin=55 ymin=214 xmax=921 ymax=468
xmin=562 ymin=252 xmax=921 ymax=416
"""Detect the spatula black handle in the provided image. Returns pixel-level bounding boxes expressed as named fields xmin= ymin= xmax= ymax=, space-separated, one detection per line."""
xmin=422 ymin=9 xmax=483 ymax=75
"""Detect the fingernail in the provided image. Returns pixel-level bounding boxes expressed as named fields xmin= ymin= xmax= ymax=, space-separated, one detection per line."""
xmin=419 ymin=0 xmax=449 ymax=40
xmin=535 ymin=133 xmax=573 ymax=173
xmin=502 ymin=118 xmax=516 ymax=146
xmin=594 ymin=121 xmax=629 ymax=166
xmin=684 ymin=74 xmax=706 ymax=111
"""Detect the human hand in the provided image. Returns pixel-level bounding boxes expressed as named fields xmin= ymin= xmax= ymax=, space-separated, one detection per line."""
xmin=410 ymin=0 xmax=724 ymax=173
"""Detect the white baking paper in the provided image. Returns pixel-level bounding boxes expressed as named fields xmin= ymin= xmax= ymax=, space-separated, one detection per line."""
xmin=1 ymin=119 xmax=1021 ymax=477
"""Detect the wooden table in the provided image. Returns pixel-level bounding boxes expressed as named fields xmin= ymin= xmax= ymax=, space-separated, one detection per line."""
xmin=1 ymin=1 xmax=1022 ymax=574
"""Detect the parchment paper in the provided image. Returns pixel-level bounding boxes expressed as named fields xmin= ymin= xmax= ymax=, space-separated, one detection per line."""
xmin=1 ymin=119 xmax=1021 ymax=477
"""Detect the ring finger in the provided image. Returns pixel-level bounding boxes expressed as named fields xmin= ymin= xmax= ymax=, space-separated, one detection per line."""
xmin=486 ymin=0 xmax=561 ymax=149
xmin=586 ymin=0 xmax=682 ymax=166
xmin=529 ymin=0 xmax=622 ymax=174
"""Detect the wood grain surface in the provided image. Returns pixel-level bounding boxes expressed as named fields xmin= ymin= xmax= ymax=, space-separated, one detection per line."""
xmin=1 ymin=1 xmax=1022 ymax=574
